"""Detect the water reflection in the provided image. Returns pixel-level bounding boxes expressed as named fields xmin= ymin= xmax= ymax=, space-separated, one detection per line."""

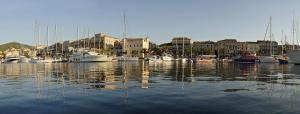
xmin=0 ymin=62 xmax=300 ymax=113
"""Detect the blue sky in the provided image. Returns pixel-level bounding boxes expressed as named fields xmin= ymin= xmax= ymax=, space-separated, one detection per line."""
xmin=0 ymin=0 xmax=299 ymax=45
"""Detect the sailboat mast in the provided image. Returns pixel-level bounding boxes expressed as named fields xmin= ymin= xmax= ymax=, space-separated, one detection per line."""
xmin=183 ymin=37 xmax=185 ymax=58
xmin=293 ymin=15 xmax=295 ymax=50
xmin=190 ymin=41 xmax=192 ymax=59
xmin=61 ymin=28 xmax=64 ymax=56
xmin=87 ymin=28 xmax=90 ymax=49
xmin=296 ymin=20 xmax=299 ymax=46
xmin=123 ymin=13 xmax=127 ymax=56
xmin=93 ymin=31 xmax=96 ymax=52
xmin=77 ymin=26 xmax=79 ymax=49
xmin=46 ymin=25 xmax=49 ymax=57
xmin=83 ymin=28 xmax=86 ymax=49
xmin=54 ymin=24 xmax=57 ymax=56
xmin=281 ymin=30 xmax=284 ymax=55
xmin=269 ymin=16 xmax=272 ymax=56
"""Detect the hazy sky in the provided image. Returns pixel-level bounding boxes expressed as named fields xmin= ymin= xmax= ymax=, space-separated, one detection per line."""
xmin=0 ymin=0 xmax=300 ymax=45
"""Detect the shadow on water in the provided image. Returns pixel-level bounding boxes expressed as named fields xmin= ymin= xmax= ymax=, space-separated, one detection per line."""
xmin=0 ymin=62 xmax=300 ymax=114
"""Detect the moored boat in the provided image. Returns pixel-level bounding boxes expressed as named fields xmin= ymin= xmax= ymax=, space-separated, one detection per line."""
xmin=234 ymin=51 xmax=258 ymax=64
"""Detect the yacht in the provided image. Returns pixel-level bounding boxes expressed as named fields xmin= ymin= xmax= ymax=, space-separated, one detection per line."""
xmin=161 ymin=54 xmax=174 ymax=61
xmin=234 ymin=51 xmax=258 ymax=64
xmin=147 ymin=55 xmax=162 ymax=62
xmin=117 ymin=56 xmax=139 ymax=61
xmin=3 ymin=56 xmax=19 ymax=63
xmin=195 ymin=55 xmax=216 ymax=63
xmin=258 ymin=56 xmax=277 ymax=63
xmin=19 ymin=56 xmax=30 ymax=63
xmin=29 ymin=57 xmax=46 ymax=63
xmin=69 ymin=51 xmax=113 ymax=62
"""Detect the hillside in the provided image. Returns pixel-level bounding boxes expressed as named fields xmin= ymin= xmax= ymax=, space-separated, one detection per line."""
xmin=0 ymin=42 xmax=33 ymax=51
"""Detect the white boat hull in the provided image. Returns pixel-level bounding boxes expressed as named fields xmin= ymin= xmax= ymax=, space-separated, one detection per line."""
xmin=161 ymin=56 xmax=174 ymax=61
xmin=259 ymin=56 xmax=277 ymax=63
xmin=70 ymin=55 xmax=113 ymax=62
xmin=117 ymin=56 xmax=139 ymax=61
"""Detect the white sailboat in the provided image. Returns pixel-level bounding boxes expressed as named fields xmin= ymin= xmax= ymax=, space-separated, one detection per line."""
xmin=259 ymin=16 xmax=277 ymax=63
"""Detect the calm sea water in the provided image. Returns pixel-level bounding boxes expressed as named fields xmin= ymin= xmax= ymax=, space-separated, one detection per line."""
xmin=0 ymin=62 xmax=300 ymax=114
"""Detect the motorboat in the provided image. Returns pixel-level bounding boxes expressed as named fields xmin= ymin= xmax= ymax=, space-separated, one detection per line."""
xmin=234 ymin=51 xmax=258 ymax=64
xmin=258 ymin=56 xmax=278 ymax=63
xmin=3 ymin=56 xmax=19 ymax=63
xmin=18 ymin=56 xmax=30 ymax=63
xmin=69 ymin=51 xmax=113 ymax=62
xmin=161 ymin=53 xmax=174 ymax=61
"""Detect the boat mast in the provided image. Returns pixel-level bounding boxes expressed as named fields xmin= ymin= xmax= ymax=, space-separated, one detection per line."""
xmin=46 ymin=25 xmax=49 ymax=57
xmin=190 ymin=41 xmax=192 ymax=59
xmin=293 ymin=15 xmax=295 ymax=50
xmin=83 ymin=28 xmax=86 ymax=49
xmin=87 ymin=28 xmax=90 ymax=50
xmin=183 ymin=37 xmax=185 ymax=58
xmin=61 ymin=27 xmax=64 ymax=57
xmin=123 ymin=13 xmax=127 ymax=56
xmin=93 ymin=31 xmax=96 ymax=52
xmin=269 ymin=16 xmax=272 ymax=56
xmin=54 ymin=24 xmax=57 ymax=56
xmin=77 ymin=26 xmax=79 ymax=50
xmin=281 ymin=30 xmax=284 ymax=55
xmin=296 ymin=20 xmax=299 ymax=46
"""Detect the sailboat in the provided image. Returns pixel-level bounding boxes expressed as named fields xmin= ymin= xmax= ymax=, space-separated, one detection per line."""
xmin=118 ymin=13 xmax=139 ymax=61
xmin=278 ymin=30 xmax=289 ymax=64
xmin=287 ymin=16 xmax=300 ymax=64
xmin=259 ymin=16 xmax=277 ymax=63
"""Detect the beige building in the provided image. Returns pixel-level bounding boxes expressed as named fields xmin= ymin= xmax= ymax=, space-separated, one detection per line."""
xmin=95 ymin=33 xmax=120 ymax=50
xmin=171 ymin=37 xmax=193 ymax=57
xmin=121 ymin=37 xmax=150 ymax=58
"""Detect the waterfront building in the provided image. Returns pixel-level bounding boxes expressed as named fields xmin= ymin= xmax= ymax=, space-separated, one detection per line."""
xmin=95 ymin=33 xmax=120 ymax=50
xmin=236 ymin=42 xmax=248 ymax=52
xmin=193 ymin=41 xmax=215 ymax=55
xmin=246 ymin=42 xmax=260 ymax=54
xmin=257 ymin=40 xmax=278 ymax=55
xmin=216 ymin=39 xmax=238 ymax=57
xmin=171 ymin=37 xmax=193 ymax=57
xmin=121 ymin=37 xmax=150 ymax=58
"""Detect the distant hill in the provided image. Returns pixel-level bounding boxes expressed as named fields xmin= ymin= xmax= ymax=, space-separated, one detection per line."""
xmin=0 ymin=42 xmax=33 ymax=51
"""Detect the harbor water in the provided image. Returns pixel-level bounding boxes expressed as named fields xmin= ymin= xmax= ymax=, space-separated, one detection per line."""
xmin=0 ymin=62 xmax=300 ymax=114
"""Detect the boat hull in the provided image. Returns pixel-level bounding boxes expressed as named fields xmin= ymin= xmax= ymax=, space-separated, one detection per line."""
xmin=259 ymin=56 xmax=277 ymax=63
